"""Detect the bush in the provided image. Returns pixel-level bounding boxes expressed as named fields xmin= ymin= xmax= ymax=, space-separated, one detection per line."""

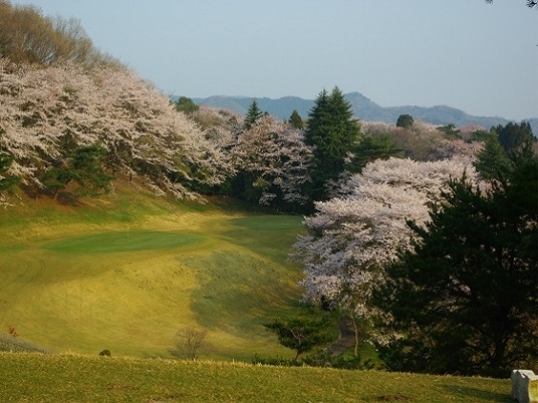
xmin=252 ymin=350 xmax=376 ymax=370
xmin=252 ymin=354 xmax=301 ymax=367
xmin=168 ymin=327 xmax=211 ymax=361
xmin=0 ymin=334 xmax=52 ymax=354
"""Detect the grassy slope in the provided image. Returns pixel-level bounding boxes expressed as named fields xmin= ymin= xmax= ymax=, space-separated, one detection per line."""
xmin=0 ymin=353 xmax=512 ymax=403
xmin=0 ymin=186 xmax=514 ymax=402
xmin=0 ymin=183 xmax=304 ymax=361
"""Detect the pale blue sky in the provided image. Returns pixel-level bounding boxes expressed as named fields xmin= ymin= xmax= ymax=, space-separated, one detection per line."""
xmin=10 ymin=0 xmax=538 ymax=120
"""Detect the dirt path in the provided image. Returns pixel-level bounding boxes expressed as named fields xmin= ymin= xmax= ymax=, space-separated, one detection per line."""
xmin=330 ymin=318 xmax=356 ymax=356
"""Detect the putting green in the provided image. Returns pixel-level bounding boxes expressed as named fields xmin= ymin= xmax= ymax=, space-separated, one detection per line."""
xmin=43 ymin=231 xmax=205 ymax=253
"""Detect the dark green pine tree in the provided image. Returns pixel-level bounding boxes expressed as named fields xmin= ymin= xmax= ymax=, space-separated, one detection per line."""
xmin=0 ymin=150 xmax=19 ymax=191
xmin=264 ymin=307 xmax=337 ymax=362
xmin=376 ymin=147 xmax=538 ymax=377
xmin=0 ymin=129 xmax=20 ymax=192
xmin=288 ymin=109 xmax=304 ymax=129
xmin=492 ymin=121 xmax=534 ymax=153
xmin=305 ymin=87 xmax=361 ymax=202
xmin=244 ymin=99 xmax=263 ymax=129
xmin=71 ymin=144 xmax=114 ymax=194
xmin=347 ymin=133 xmax=401 ymax=173
xmin=42 ymin=144 xmax=113 ymax=200
xmin=473 ymin=135 xmax=512 ymax=183
xmin=438 ymin=123 xmax=461 ymax=140
xmin=174 ymin=96 xmax=199 ymax=114
xmin=396 ymin=114 xmax=414 ymax=128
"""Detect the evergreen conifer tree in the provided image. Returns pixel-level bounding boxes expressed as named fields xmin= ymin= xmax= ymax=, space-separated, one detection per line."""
xmin=0 ymin=151 xmax=19 ymax=191
xmin=376 ymin=147 xmax=538 ymax=376
xmin=174 ymin=96 xmax=199 ymax=114
xmin=396 ymin=114 xmax=414 ymax=128
xmin=288 ymin=109 xmax=304 ymax=129
xmin=473 ymin=135 xmax=512 ymax=183
xmin=304 ymin=87 xmax=360 ymax=202
xmin=0 ymin=129 xmax=19 ymax=192
xmin=348 ymin=133 xmax=401 ymax=173
xmin=493 ymin=121 xmax=534 ymax=153
xmin=245 ymin=99 xmax=263 ymax=129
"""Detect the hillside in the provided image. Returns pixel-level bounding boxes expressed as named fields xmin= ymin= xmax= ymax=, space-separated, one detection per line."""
xmin=0 ymin=184 xmax=305 ymax=361
xmin=188 ymin=93 xmax=538 ymax=134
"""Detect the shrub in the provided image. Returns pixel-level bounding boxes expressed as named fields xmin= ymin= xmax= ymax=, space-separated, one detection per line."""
xmin=168 ymin=327 xmax=211 ymax=361
xmin=251 ymin=354 xmax=301 ymax=367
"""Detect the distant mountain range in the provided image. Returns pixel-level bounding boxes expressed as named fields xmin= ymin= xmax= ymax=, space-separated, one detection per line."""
xmin=180 ymin=92 xmax=537 ymax=135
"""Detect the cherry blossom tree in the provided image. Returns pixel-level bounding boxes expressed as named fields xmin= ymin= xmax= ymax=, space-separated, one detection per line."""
xmin=0 ymin=60 xmax=233 ymax=200
xmin=293 ymin=156 xmax=478 ymax=348
xmin=230 ymin=115 xmax=312 ymax=209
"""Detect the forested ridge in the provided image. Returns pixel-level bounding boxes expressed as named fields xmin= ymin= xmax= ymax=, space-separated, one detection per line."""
xmin=1 ymin=0 xmax=536 ymax=378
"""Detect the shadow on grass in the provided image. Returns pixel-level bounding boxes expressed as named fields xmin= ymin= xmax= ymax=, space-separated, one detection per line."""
xmin=219 ymin=215 xmax=305 ymax=265
xmin=187 ymin=250 xmax=302 ymax=339
xmin=442 ymin=385 xmax=511 ymax=402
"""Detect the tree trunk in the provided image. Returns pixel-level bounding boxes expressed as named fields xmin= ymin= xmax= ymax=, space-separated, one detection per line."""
xmin=351 ymin=317 xmax=360 ymax=357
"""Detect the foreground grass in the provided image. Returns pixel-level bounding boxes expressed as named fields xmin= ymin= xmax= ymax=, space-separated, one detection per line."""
xmin=0 ymin=353 xmax=512 ymax=403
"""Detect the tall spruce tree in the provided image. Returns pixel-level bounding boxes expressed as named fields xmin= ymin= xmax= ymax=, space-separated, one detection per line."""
xmin=288 ymin=109 xmax=304 ymax=129
xmin=244 ymin=99 xmax=263 ymax=129
xmin=376 ymin=146 xmax=538 ymax=377
xmin=305 ymin=87 xmax=360 ymax=202
xmin=473 ymin=135 xmax=512 ymax=183
xmin=492 ymin=121 xmax=534 ymax=153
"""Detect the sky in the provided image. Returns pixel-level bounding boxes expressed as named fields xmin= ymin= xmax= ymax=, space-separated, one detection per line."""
xmin=9 ymin=0 xmax=538 ymax=121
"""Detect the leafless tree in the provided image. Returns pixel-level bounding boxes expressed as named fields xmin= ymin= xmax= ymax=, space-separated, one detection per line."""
xmin=168 ymin=327 xmax=211 ymax=361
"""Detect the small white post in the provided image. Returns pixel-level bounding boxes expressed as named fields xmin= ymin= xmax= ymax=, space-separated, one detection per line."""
xmin=511 ymin=369 xmax=538 ymax=403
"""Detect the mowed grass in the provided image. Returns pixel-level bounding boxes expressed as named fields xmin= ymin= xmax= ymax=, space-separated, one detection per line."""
xmin=0 ymin=185 xmax=304 ymax=361
xmin=44 ymin=231 xmax=205 ymax=253
xmin=0 ymin=353 xmax=512 ymax=403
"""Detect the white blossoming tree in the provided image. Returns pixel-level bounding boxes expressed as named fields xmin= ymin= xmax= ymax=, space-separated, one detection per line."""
xmin=0 ymin=60 xmax=233 ymax=200
xmin=293 ymin=157 xmax=478 ymax=353
xmin=230 ymin=115 xmax=313 ymax=210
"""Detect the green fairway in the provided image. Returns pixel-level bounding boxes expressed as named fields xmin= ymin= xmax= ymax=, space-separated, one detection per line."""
xmin=44 ymin=231 xmax=205 ymax=253
xmin=0 ymin=189 xmax=306 ymax=361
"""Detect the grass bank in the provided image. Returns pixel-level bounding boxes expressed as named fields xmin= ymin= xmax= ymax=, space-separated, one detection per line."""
xmin=0 ymin=353 xmax=512 ymax=403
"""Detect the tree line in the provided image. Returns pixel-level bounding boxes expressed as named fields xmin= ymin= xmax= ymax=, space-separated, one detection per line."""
xmin=0 ymin=0 xmax=117 ymax=67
